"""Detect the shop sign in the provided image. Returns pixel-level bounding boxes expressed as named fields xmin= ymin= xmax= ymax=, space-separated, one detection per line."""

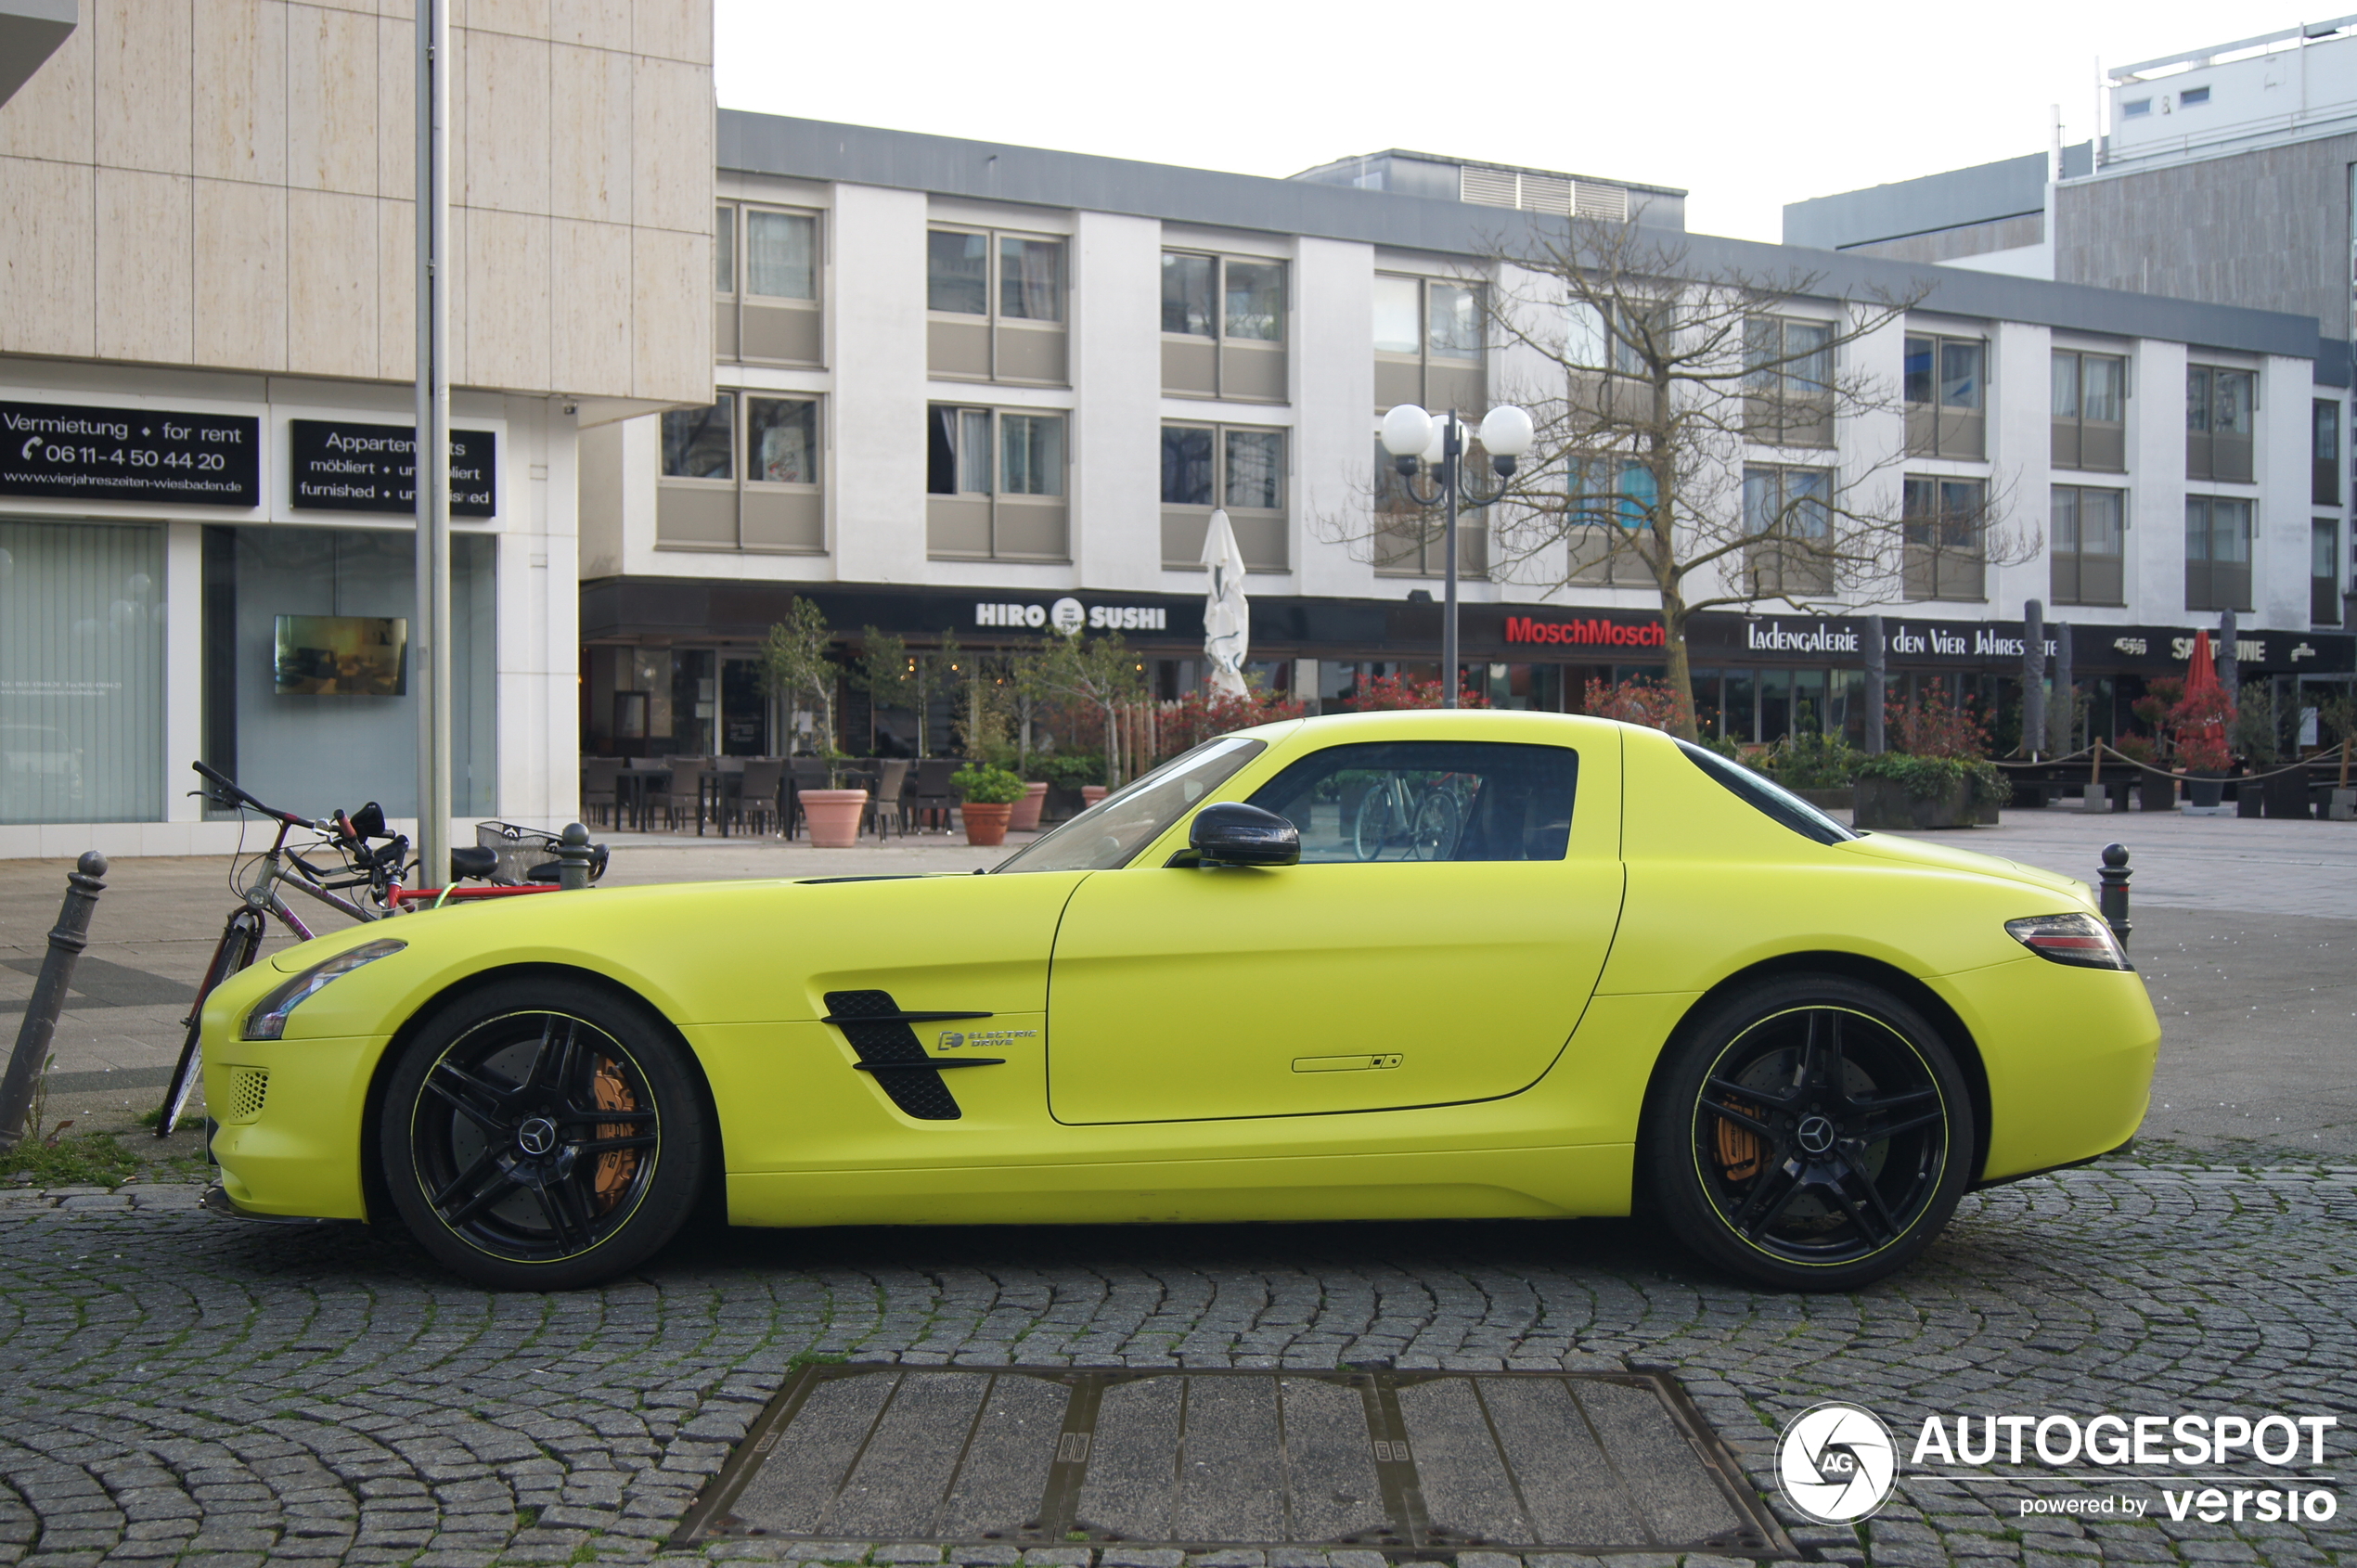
xmin=1745 ymin=619 xmax=1862 ymax=655
xmin=0 ymin=399 xmax=259 ymax=508
xmin=289 ymin=419 xmax=496 ymax=518
xmin=1503 ymin=614 xmax=1666 ymax=648
xmin=974 ymin=599 xmax=1170 ymax=634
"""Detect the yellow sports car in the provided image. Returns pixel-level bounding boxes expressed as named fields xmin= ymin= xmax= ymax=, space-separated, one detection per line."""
xmin=199 ymin=711 xmax=2157 ymax=1292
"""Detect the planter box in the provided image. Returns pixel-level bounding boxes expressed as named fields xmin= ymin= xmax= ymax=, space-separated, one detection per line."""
xmin=1040 ymin=782 xmax=1087 ymax=822
xmin=2331 ymin=788 xmax=2357 ymax=822
xmin=1793 ymin=787 xmax=1855 ymax=812
xmin=1854 ymin=776 xmax=1983 ymax=830
xmin=2185 ymin=772 xmax=2228 ymax=810
xmin=2262 ymin=769 xmax=2313 ymax=819
xmin=2138 ymin=774 xmax=2176 ymax=813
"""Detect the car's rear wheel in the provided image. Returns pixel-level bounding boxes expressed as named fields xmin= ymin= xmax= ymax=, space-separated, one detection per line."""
xmin=1642 ymin=974 xmax=1974 ymax=1292
xmin=380 ymin=976 xmax=709 ymax=1290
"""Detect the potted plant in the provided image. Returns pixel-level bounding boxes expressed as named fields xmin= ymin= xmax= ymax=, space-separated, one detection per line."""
xmin=2112 ymin=734 xmax=2173 ymax=812
xmin=951 ymin=764 xmax=1026 ymax=846
xmin=763 ymin=601 xmax=867 ymax=848
xmin=1035 ymin=752 xmax=1105 ymax=823
xmin=1766 ymin=730 xmax=1861 ymax=813
xmin=2170 ymin=687 xmax=2235 ymax=810
xmin=1853 ymin=753 xmax=2009 ymax=829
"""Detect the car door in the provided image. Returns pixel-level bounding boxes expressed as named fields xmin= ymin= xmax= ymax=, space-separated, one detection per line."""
xmin=1045 ymin=732 xmax=1624 ymax=1125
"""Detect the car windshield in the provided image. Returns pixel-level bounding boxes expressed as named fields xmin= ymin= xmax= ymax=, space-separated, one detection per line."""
xmin=993 ymin=737 xmax=1268 ymax=873
xmin=1675 ymin=738 xmax=1855 ymax=845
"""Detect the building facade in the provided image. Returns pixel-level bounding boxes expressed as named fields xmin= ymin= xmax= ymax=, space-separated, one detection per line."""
xmin=579 ymin=113 xmax=2350 ymax=763
xmin=0 ymin=0 xmax=714 ymax=855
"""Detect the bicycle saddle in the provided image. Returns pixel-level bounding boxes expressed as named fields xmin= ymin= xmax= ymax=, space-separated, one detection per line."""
xmin=450 ymin=845 xmax=500 ymax=880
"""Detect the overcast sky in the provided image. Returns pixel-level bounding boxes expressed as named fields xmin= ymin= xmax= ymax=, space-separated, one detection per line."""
xmin=713 ymin=0 xmax=2295 ymax=242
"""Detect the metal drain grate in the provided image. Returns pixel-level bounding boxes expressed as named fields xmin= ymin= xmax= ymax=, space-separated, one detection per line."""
xmin=674 ymin=1366 xmax=1792 ymax=1556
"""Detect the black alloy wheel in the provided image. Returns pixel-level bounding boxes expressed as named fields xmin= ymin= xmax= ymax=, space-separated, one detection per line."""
xmin=380 ymin=977 xmax=709 ymax=1290
xmin=1643 ymin=974 xmax=1974 ymax=1292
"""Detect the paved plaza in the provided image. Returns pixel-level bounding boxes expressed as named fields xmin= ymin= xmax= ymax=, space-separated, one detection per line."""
xmin=2 ymin=807 xmax=2353 ymax=1568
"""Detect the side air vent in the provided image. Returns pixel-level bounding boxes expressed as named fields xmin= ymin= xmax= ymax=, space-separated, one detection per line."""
xmin=224 ymin=1067 xmax=269 ymax=1125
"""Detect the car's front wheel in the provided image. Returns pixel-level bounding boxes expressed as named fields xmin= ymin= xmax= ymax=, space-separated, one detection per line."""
xmin=1642 ymin=974 xmax=1974 ymax=1292
xmin=380 ymin=976 xmax=710 ymax=1290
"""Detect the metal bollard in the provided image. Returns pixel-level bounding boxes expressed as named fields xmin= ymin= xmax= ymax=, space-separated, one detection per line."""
xmin=2098 ymin=842 xmax=2132 ymax=948
xmin=0 ymin=852 xmax=108 ymax=1150
xmin=556 ymin=822 xmax=595 ymax=890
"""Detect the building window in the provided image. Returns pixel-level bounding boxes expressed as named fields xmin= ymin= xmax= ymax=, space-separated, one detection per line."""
xmin=2186 ymin=366 xmax=2255 ymax=482
xmin=2050 ymin=485 xmax=2124 ymax=606
xmin=927 ymin=227 xmax=1067 ymax=385
xmin=2121 ymin=97 xmax=2152 ymax=117
xmin=2052 ymin=350 xmax=2126 ymax=470
xmin=1159 ymin=423 xmax=1288 ymax=571
xmin=2184 ymin=495 xmax=2252 ymax=611
xmin=1901 ymin=475 xmax=1987 ymax=601
xmin=1743 ymin=464 xmax=1835 ymax=596
xmin=1161 ymin=251 xmax=1288 ymax=401
xmin=715 ymin=203 xmax=820 ymax=366
xmin=2315 ymin=518 xmax=2344 ymax=624
xmin=1372 ymin=437 xmax=1486 ymax=579
xmin=2314 ymin=400 xmax=2341 ymax=506
xmin=1903 ymin=332 xmax=1986 ymax=459
xmin=1566 ymin=455 xmax=1656 ymax=585
xmin=1373 ymin=275 xmax=1485 ymax=417
xmin=2180 ymin=85 xmax=2210 ymax=107
xmin=658 ymin=393 xmax=824 ymax=554
xmin=1744 ymin=315 xmax=1835 ymax=447
xmin=926 ymin=405 xmax=1068 ymax=561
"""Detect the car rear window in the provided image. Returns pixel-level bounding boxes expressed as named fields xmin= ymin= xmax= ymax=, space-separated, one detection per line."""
xmin=1676 ymin=739 xmax=1855 ymax=845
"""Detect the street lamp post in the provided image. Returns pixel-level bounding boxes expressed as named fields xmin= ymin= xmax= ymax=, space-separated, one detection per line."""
xmin=1379 ymin=403 xmax=1534 ymax=707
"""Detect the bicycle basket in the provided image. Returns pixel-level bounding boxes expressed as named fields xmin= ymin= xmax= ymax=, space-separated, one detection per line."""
xmin=474 ymin=821 xmax=563 ymax=886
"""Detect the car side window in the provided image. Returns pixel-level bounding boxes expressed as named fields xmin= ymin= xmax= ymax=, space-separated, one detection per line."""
xmin=1244 ymin=740 xmax=1577 ymax=863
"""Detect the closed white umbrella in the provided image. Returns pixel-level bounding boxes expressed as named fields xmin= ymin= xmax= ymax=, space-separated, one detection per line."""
xmin=1200 ymin=508 xmax=1250 ymax=698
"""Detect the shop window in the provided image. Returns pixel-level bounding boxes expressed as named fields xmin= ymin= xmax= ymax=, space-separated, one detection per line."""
xmin=0 ymin=521 xmax=164 ymax=824
xmin=715 ymin=202 xmax=820 ymax=366
xmin=2052 ymin=350 xmax=2126 ymax=470
xmin=2183 ymin=495 xmax=2252 ymax=611
xmin=1160 ymin=422 xmax=1288 ymax=571
xmin=2051 ymin=485 xmax=2124 ymax=606
xmin=1371 ymin=436 xmax=1487 ymax=580
xmin=1162 ymin=251 xmax=1288 ymax=402
xmin=195 ymin=525 xmax=496 ymax=817
xmin=1902 ymin=475 xmax=1987 ymax=601
xmin=2186 ymin=366 xmax=2255 ymax=482
xmin=1373 ymin=275 xmax=1485 ymax=417
xmin=1743 ymin=464 xmax=1835 ymax=595
xmin=1744 ymin=315 xmax=1835 ymax=447
xmin=928 ymin=227 xmax=1067 ymax=385
xmin=658 ymin=393 xmax=824 ymax=554
xmin=926 ymin=405 xmax=1068 ymax=561
xmin=1903 ymin=331 xmax=1986 ymax=458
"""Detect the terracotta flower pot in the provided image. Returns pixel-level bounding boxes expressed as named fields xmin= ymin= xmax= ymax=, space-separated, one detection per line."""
xmin=798 ymin=788 xmax=868 ymax=848
xmin=961 ymin=801 xmax=1013 ymax=846
xmin=1008 ymin=780 xmax=1049 ymax=832
xmin=1080 ymin=785 xmax=1109 ymax=808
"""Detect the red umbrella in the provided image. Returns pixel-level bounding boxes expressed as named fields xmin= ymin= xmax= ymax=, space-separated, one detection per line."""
xmin=2185 ymin=629 xmax=2219 ymax=697
xmin=2178 ymin=630 xmax=2229 ymax=767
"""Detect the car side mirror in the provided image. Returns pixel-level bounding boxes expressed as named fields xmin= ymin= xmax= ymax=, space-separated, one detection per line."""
xmin=1184 ymin=802 xmax=1299 ymax=868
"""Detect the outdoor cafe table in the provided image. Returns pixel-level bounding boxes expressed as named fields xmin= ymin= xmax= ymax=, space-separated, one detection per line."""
xmin=612 ymin=765 xmax=671 ymax=831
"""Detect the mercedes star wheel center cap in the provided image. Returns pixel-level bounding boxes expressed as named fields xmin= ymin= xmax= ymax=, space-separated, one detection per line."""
xmin=1797 ymin=1114 xmax=1836 ymax=1155
xmin=517 ymin=1117 xmax=558 ymax=1156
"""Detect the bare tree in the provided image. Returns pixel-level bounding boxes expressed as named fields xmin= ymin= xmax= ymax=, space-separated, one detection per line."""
xmin=1335 ymin=217 xmax=2033 ymax=740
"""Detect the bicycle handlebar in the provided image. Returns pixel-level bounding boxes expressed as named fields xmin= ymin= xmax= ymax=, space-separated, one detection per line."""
xmin=190 ymin=760 xmax=322 ymax=829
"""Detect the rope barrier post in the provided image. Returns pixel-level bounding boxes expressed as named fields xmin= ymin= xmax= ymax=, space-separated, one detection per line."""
xmin=2098 ymin=843 xmax=2132 ymax=949
xmin=0 ymin=852 xmax=108 ymax=1151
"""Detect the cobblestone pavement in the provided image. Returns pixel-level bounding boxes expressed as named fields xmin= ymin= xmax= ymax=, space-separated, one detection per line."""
xmin=2 ymin=1158 xmax=2351 ymax=1568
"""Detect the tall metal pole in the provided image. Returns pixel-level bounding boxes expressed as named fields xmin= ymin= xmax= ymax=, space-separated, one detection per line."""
xmin=414 ymin=0 xmax=452 ymax=888
xmin=1441 ymin=408 xmax=1460 ymax=709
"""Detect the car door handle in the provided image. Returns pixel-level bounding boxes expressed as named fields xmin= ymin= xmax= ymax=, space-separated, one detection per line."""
xmin=1292 ymin=1054 xmax=1404 ymax=1073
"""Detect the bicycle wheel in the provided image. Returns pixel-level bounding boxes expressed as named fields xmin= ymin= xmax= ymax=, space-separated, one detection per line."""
xmin=1409 ymin=790 xmax=1462 ymax=861
xmin=157 ymin=906 xmax=264 ymax=1137
xmin=1353 ymin=786 xmax=1398 ymax=860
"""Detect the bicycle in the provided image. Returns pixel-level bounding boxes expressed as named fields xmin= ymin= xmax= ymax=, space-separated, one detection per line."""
xmin=1351 ymin=769 xmax=1477 ymax=861
xmin=156 ymin=762 xmax=605 ymax=1137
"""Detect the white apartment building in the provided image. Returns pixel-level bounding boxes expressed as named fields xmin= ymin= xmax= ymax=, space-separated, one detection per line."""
xmin=580 ymin=114 xmax=2349 ymax=759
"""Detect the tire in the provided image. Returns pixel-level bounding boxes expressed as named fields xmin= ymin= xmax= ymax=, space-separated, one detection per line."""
xmin=1353 ymin=787 xmax=1397 ymax=861
xmin=380 ymin=976 xmax=711 ymax=1291
xmin=1641 ymin=974 xmax=1975 ymax=1292
xmin=1409 ymin=790 xmax=1461 ymax=861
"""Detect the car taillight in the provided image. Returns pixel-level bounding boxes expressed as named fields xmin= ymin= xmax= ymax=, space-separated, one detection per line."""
xmin=2005 ymin=912 xmax=2132 ymax=970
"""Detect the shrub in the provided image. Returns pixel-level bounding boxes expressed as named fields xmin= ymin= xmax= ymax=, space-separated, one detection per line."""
xmin=2110 ymin=733 xmax=2158 ymax=766
xmin=2170 ymin=687 xmax=2234 ymax=772
xmin=951 ymin=764 xmax=1026 ymax=804
xmin=1155 ymin=684 xmax=1308 ymax=758
xmin=1581 ymin=675 xmax=1689 ymax=731
xmin=1856 ymin=751 xmax=2009 ymax=809
xmin=1769 ymin=731 xmax=1863 ymax=790
xmin=1033 ymin=752 xmax=1105 ymax=789
xmin=1341 ymin=673 xmax=1492 ymax=711
xmin=1884 ymin=680 xmax=1990 ymax=759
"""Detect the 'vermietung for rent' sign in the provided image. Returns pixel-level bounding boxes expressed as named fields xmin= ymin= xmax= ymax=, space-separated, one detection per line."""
xmin=289 ymin=419 xmax=496 ymax=518
xmin=0 ymin=400 xmax=260 ymax=507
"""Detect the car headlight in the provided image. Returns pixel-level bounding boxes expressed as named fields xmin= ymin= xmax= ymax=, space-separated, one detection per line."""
xmin=242 ymin=938 xmax=406 ymax=1040
xmin=2004 ymin=913 xmax=2132 ymax=971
